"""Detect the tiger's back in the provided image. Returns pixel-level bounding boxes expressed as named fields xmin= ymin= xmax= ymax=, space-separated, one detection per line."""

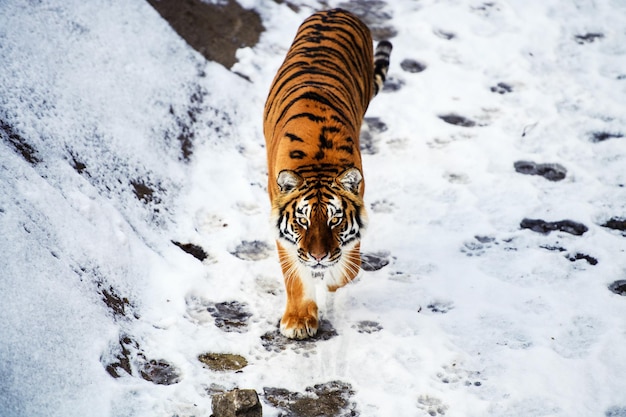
xmin=263 ymin=8 xmax=391 ymax=339
xmin=264 ymin=9 xmax=377 ymax=198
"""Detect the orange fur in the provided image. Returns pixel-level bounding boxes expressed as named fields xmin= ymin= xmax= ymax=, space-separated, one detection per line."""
xmin=264 ymin=9 xmax=391 ymax=339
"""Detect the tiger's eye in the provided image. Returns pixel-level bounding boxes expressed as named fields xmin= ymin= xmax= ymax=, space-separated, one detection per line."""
xmin=297 ymin=217 xmax=309 ymax=228
xmin=329 ymin=216 xmax=342 ymax=227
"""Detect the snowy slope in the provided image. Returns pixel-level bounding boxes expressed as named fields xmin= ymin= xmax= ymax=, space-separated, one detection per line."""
xmin=1 ymin=0 xmax=626 ymax=416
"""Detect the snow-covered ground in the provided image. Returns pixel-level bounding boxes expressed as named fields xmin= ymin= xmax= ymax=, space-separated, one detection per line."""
xmin=1 ymin=0 xmax=626 ymax=416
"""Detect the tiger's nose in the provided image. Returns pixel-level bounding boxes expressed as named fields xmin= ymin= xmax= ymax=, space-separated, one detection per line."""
xmin=310 ymin=251 xmax=327 ymax=262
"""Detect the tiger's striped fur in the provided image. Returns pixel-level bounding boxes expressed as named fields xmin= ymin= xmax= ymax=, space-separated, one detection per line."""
xmin=264 ymin=8 xmax=391 ymax=339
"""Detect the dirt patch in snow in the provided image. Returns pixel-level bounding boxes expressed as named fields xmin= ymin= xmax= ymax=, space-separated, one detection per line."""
xmin=146 ymin=0 xmax=264 ymax=69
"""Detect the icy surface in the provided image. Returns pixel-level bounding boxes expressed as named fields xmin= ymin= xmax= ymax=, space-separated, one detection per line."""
xmin=1 ymin=0 xmax=626 ymax=416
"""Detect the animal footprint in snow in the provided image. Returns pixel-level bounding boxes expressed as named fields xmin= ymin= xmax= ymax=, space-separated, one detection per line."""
xmin=425 ymin=300 xmax=454 ymax=314
xmin=359 ymin=117 xmax=388 ymax=155
xmin=194 ymin=210 xmax=229 ymax=232
xmin=207 ymin=301 xmax=252 ymax=333
xmin=434 ymin=29 xmax=456 ymax=40
xmin=361 ymin=251 xmax=391 ymax=271
xmin=436 ymin=362 xmax=483 ymax=387
xmin=353 ymin=320 xmax=383 ymax=334
xmin=400 ymin=58 xmax=427 ymax=73
xmin=381 ymin=75 xmax=405 ymax=92
xmin=438 ymin=113 xmax=476 ymax=128
xmin=461 ymin=235 xmax=496 ymax=257
xmin=605 ymin=405 xmax=626 ymax=417
xmin=260 ymin=319 xmax=337 ymax=354
xmin=490 ymin=82 xmax=513 ymax=94
xmin=551 ymin=315 xmax=603 ymax=359
xmin=417 ymin=395 xmax=449 ymax=416
xmin=185 ymin=295 xmax=214 ymax=324
xmin=370 ymin=199 xmax=395 ymax=213
xmin=230 ymin=240 xmax=272 ymax=261
xmin=185 ymin=296 xmax=252 ymax=332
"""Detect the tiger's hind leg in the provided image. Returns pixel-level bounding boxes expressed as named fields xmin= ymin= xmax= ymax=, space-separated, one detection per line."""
xmin=277 ymin=242 xmax=319 ymax=339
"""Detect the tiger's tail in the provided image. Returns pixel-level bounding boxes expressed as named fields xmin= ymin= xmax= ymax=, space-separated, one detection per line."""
xmin=373 ymin=40 xmax=393 ymax=96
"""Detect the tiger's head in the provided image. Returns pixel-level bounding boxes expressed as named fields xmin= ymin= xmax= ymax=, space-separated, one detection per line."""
xmin=272 ymin=167 xmax=367 ymax=275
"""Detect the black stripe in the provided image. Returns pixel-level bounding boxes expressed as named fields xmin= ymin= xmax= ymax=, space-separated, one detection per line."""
xmin=293 ymin=23 xmax=369 ymax=76
xmin=275 ymin=91 xmax=352 ymax=128
xmin=318 ymin=132 xmax=333 ymax=149
xmin=270 ymin=62 xmax=359 ymax=112
xmin=285 ymin=133 xmax=304 ymax=142
xmin=338 ymin=145 xmax=353 ymax=154
xmin=287 ymin=113 xmax=326 ymax=123
xmin=295 ymin=164 xmax=343 ymax=175
xmin=290 ymin=150 xmax=306 ymax=159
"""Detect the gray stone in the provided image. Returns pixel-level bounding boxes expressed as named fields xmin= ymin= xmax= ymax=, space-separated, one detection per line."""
xmin=212 ymin=389 xmax=262 ymax=417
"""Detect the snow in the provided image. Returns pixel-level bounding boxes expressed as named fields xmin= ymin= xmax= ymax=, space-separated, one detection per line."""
xmin=1 ymin=0 xmax=626 ymax=416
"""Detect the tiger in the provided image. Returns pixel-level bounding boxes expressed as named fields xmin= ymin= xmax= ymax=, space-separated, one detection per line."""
xmin=263 ymin=8 xmax=392 ymax=339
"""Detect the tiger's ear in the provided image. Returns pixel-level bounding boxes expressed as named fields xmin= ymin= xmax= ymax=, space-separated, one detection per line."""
xmin=277 ymin=170 xmax=303 ymax=193
xmin=337 ymin=167 xmax=363 ymax=194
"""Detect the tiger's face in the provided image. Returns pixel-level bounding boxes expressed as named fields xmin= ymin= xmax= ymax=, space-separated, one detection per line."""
xmin=272 ymin=168 xmax=367 ymax=274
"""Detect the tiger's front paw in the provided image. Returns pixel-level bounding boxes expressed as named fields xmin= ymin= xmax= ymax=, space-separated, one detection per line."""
xmin=280 ymin=314 xmax=318 ymax=339
xmin=280 ymin=302 xmax=318 ymax=339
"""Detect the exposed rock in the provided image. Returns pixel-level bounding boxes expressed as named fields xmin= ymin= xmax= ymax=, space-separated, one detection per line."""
xmin=263 ymin=380 xmax=357 ymax=417
xmin=601 ymin=217 xmax=626 ymax=235
xmin=514 ymin=160 xmax=567 ymax=181
xmin=567 ymin=253 xmax=598 ymax=265
xmin=199 ymin=353 xmax=248 ymax=372
xmin=172 ymin=241 xmax=209 ymax=261
xmin=590 ymin=131 xmax=623 ymax=143
xmin=608 ymin=280 xmax=626 ymax=296
xmin=520 ymin=218 xmax=588 ymax=236
xmin=540 ymin=245 xmax=567 ymax=252
xmin=100 ymin=285 xmax=132 ymax=319
xmin=103 ymin=335 xmax=138 ymax=378
xmin=102 ymin=335 xmax=181 ymax=385
xmin=574 ymin=32 xmax=604 ymax=44
xmin=146 ymin=0 xmax=264 ymax=69
xmin=212 ymin=389 xmax=262 ymax=417
xmin=0 ymin=117 xmax=41 ymax=165
xmin=130 ymin=179 xmax=163 ymax=205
